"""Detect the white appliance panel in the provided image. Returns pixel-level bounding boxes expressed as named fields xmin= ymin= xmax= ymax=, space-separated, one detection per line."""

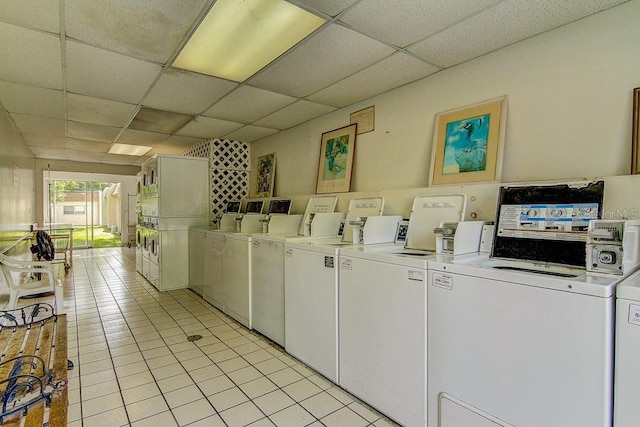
xmin=135 ymin=225 xmax=143 ymax=274
xmin=222 ymin=234 xmax=252 ymax=328
xmin=251 ymin=236 xmax=287 ymax=346
xmin=203 ymin=230 xmax=224 ymax=310
xmin=284 ymin=244 xmax=339 ymax=382
xmin=339 ymin=252 xmax=426 ymax=427
xmin=614 ymin=270 xmax=640 ymax=426
xmin=157 ymin=155 xmax=209 ymax=218
xmin=427 ymin=266 xmax=614 ymax=427
xmin=188 ymin=228 xmax=206 ymax=297
xmin=155 ymin=230 xmax=190 ymax=291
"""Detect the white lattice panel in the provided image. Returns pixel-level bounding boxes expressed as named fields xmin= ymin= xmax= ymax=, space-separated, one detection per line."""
xmin=211 ymin=139 xmax=250 ymax=170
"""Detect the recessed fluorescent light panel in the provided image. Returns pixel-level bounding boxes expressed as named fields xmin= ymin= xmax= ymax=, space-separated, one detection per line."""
xmin=108 ymin=143 xmax=153 ymax=156
xmin=173 ymin=0 xmax=325 ymax=82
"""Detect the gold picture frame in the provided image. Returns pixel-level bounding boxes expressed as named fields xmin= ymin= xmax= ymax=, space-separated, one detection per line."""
xmin=255 ymin=153 xmax=276 ymax=198
xmin=429 ymin=96 xmax=507 ymax=186
xmin=316 ymin=124 xmax=357 ymax=194
xmin=631 ymin=87 xmax=640 ymax=174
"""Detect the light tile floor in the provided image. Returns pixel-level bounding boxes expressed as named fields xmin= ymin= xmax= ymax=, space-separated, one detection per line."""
xmin=58 ymin=247 xmax=400 ymax=427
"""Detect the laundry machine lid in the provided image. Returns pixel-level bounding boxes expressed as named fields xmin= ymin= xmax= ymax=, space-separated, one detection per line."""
xmin=342 ymin=197 xmax=385 ymax=243
xmin=299 ymin=195 xmax=339 ymax=235
xmin=405 ymin=194 xmax=467 ymax=251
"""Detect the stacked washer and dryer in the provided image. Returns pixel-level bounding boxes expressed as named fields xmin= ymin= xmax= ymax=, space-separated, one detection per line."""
xmin=426 ymin=181 xmax=640 ymax=427
xmin=137 ymin=154 xmax=208 ymax=291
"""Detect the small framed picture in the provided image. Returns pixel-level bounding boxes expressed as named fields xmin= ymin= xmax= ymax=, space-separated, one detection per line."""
xmin=429 ymin=96 xmax=507 ymax=185
xmin=255 ymin=153 xmax=276 ymax=198
xmin=316 ymin=124 xmax=357 ymax=194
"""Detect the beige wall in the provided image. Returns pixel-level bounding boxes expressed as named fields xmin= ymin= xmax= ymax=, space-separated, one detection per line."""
xmin=249 ymin=1 xmax=640 ymax=198
xmin=0 ymin=103 xmax=35 ymax=238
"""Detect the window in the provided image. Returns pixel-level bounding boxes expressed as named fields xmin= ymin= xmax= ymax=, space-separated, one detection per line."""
xmin=63 ymin=205 xmax=85 ymax=214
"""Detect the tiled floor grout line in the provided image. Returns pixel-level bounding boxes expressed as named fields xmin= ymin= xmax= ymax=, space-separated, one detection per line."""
xmin=62 ymin=248 xmax=398 ymax=427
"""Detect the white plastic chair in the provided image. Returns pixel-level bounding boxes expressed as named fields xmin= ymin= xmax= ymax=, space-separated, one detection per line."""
xmin=0 ymin=253 xmax=64 ymax=314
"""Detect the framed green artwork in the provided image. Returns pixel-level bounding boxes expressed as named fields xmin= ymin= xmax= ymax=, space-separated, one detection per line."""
xmin=316 ymin=124 xmax=357 ymax=194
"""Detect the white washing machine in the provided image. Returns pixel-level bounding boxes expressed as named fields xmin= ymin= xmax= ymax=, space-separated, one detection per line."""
xmin=188 ymin=228 xmax=206 ymax=297
xmin=427 ymin=256 xmax=622 ymax=427
xmin=222 ymin=231 xmax=253 ymax=328
xmin=613 ymin=269 xmax=640 ymax=427
xmin=337 ymin=194 xmax=467 ymax=427
xmin=250 ymin=215 xmax=302 ymax=346
xmin=284 ymin=196 xmax=388 ymax=383
xmin=202 ymin=208 xmax=246 ymax=310
xmin=203 ymin=229 xmax=224 ymax=310
xmin=220 ymin=205 xmax=267 ymax=328
xmin=427 ymin=181 xmax=624 ymax=427
xmin=250 ymin=196 xmax=338 ymax=346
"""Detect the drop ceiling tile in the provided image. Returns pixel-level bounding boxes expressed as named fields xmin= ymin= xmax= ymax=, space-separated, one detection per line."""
xmin=28 ymin=146 xmax=70 ymax=159
xmin=11 ymin=113 xmax=65 ymax=136
xmin=308 ymin=52 xmax=439 ymax=107
xmin=143 ymin=68 xmax=238 ymax=115
xmin=0 ymin=23 xmax=62 ymax=89
xmin=157 ymin=135 xmax=203 ymax=152
xmin=292 ymin=0 xmax=358 ymax=17
xmin=118 ymin=128 xmax=170 ymax=146
xmin=253 ymin=100 xmax=336 ymax=130
xmin=0 ymin=0 xmax=60 ymax=33
xmin=22 ymin=133 xmax=66 ymax=149
xmin=248 ymin=23 xmax=395 ymax=97
xmin=338 ymin=0 xmax=502 ymax=48
xmin=66 ymin=40 xmax=162 ymax=104
xmin=145 ymin=146 xmax=177 ymax=156
xmin=65 ymin=0 xmax=209 ymax=63
xmin=102 ymin=153 xmax=146 ymax=166
xmin=67 ymin=121 xmax=121 ymax=142
xmin=408 ymin=0 xmax=629 ymax=68
xmin=203 ymin=86 xmax=296 ymax=123
xmin=128 ymin=107 xmax=194 ymax=134
xmin=0 ymin=81 xmax=64 ymax=118
xmin=224 ymin=125 xmax=279 ymax=143
xmin=176 ymin=116 xmax=244 ymax=139
xmin=67 ymin=93 xmax=137 ymax=127
xmin=66 ymin=138 xmax=111 ymax=153
xmin=64 ymin=150 xmax=108 ymax=163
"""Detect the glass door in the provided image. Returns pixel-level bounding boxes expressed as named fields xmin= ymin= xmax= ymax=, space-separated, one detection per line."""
xmin=47 ymin=180 xmax=122 ymax=248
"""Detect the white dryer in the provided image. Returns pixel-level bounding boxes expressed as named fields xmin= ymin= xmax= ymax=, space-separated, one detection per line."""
xmin=141 ymin=226 xmax=150 ymax=279
xmin=284 ymin=196 xmax=389 ymax=383
xmin=338 ymin=194 xmax=467 ymax=427
xmin=148 ymin=228 xmax=160 ymax=288
xmin=135 ymin=225 xmax=144 ymax=274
